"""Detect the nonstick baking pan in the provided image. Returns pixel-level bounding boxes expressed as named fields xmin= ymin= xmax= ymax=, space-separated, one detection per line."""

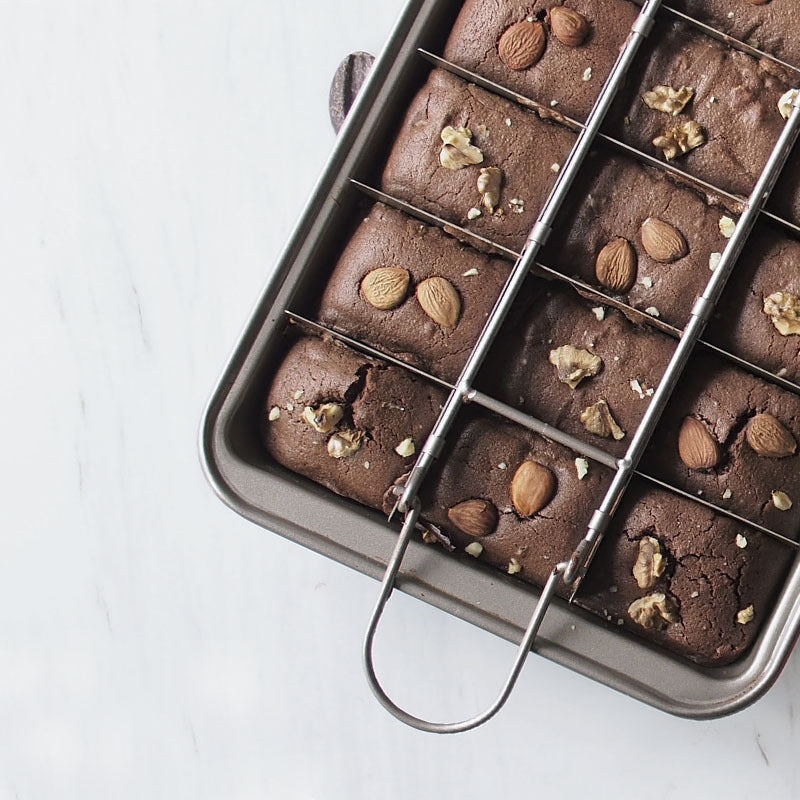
xmin=200 ymin=0 xmax=800 ymax=724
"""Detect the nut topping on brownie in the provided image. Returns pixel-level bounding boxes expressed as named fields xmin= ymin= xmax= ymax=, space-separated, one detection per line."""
xmin=497 ymin=20 xmax=547 ymax=70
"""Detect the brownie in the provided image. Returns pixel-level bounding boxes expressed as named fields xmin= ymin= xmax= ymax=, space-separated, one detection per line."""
xmin=707 ymin=224 xmax=800 ymax=383
xmin=605 ymin=17 xmax=792 ymax=201
xmin=417 ymin=413 xmax=614 ymax=590
xmin=668 ymin=0 xmax=800 ymax=69
xmin=315 ymin=203 xmax=523 ymax=384
xmin=578 ymin=481 xmax=795 ymax=666
xmin=443 ymin=0 xmax=640 ymax=122
xmin=381 ymin=68 xmax=576 ymax=253
xmin=479 ymin=282 xmax=676 ymax=457
xmin=261 ymin=335 xmax=448 ymax=510
xmin=642 ymin=353 xmax=800 ymax=538
xmin=542 ymin=149 xmax=735 ymax=329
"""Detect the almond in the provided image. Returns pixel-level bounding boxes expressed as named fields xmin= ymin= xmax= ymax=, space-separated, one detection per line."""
xmin=498 ymin=21 xmax=546 ymax=71
xmin=595 ymin=238 xmax=637 ymax=293
xmin=550 ymin=6 xmax=590 ymax=47
xmin=360 ymin=267 xmax=410 ymax=310
xmin=746 ymin=413 xmax=797 ymax=458
xmin=510 ymin=460 xmax=556 ymax=517
xmin=447 ymin=499 xmax=498 ymax=537
xmin=416 ymin=276 xmax=461 ymax=328
xmin=678 ymin=416 xmax=720 ymax=470
xmin=641 ymin=217 xmax=688 ymax=263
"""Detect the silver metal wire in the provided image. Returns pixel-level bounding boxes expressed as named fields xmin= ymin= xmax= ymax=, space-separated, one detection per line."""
xmin=359 ymin=0 xmax=666 ymax=733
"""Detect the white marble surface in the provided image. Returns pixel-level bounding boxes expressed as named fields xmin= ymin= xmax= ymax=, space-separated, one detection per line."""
xmin=3 ymin=1 xmax=800 ymax=797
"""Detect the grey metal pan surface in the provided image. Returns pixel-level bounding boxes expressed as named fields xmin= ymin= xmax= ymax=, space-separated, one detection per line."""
xmin=200 ymin=0 xmax=800 ymax=720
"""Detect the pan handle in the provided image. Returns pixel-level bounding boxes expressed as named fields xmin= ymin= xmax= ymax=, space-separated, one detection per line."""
xmin=362 ymin=498 xmax=567 ymax=733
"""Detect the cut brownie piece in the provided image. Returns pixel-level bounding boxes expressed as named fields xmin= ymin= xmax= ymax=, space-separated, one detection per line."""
xmin=578 ymin=480 xmax=795 ymax=666
xmin=444 ymin=0 xmax=639 ymax=122
xmin=668 ymin=0 xmax=800 ymax=69
xmin=417 ymin=413 xmax=613 ymax=591
xmin=605 ymin=17 xmax=791 ymax=200
xmin=315 ymin=202 xmax=523 ymax=384
xmin=381 ymin=68 xmax=575 ymax=253
xmin=642 ymin=353 xmax=800 ymax=539
xmin=261 ymin=335 xmax=447 ymax=510
xmin=478 ymin=282 xmax=676 ymax=457
xmin=543 ymin=149 xmax=735 ymax=329
xmin=707 ymin=224 xmax=800 ymax=384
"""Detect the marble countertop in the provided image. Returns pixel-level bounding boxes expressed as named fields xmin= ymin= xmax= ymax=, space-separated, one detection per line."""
xmin=4 ymin=0 xmax=799 ymax=797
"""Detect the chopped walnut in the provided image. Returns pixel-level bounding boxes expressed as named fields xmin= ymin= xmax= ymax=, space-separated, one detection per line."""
xmin=439 ymin=126 xmax=484 ymax=170
xmin=580 ymin=400 xmax=625 ymax=440
xmin=477 ymin=166 xmax=503 ymax=214
xmin=628 ymin=593 xmax=679 ymax=630
xmin=763 ymin=291 xmax=800 ymax=336
xmin=575 ymin=457 xmax=589 ymax=480
xmin=507 ymin=557 xmax=522 ymax=575
xmin=548 ymin=345 xmax=603 ymax=389
xmin=653 ymin=120 xmax=705 ymax=160
xmin=736 ymin=605 xmax=755 ymax=625
xmin=642 ymin=84 xmax=695 ymax=116
xmin=632 ymin=536 xmax=666 ymax=589
xmin=302 ymin=403 xmax=343 ymax=433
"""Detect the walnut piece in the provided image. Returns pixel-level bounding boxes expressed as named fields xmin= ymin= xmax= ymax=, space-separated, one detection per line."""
xmin=302 ymin=403 xmax=344 ymax=433
xmin=580 ymin=400 xmax=625 ymax=440
xmin=779 ymin=88 xmax=800 ymax=120
xmin=632 ymin=536 xmax=666 ymax=589
xmin=439 ymin=126 xmax=484 ymax=170
xmin=548 ymin=345 xmax=603 ymax=389
xmin=763 ymin=291 xmax=800 ymax=336
xmin=327 ymin=429 xmax=364 ymax=459
xmin=653 ymin=120 xmax=705 ymax=160
xmin=642 ymin=84 xmax=695 ymax=116
xmin=628 ymin=593 xmax=679 ymax=630
xmin=477 ymin=166 xmax=503 ymax=214
xmin=736 ymin=605 xmax=755 ymax=625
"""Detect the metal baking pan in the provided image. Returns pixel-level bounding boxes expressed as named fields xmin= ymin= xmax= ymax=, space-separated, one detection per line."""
xmin=200 ymin=0 xmax=800 ymax=722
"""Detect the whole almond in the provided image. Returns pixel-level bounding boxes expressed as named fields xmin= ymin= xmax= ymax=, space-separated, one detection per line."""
xmin=550 ymin=6 xmax=590 ymax=47
xmin=417 ymin=276 xmax=461 ymax=328
xmin=361 ymin=267 xmax=410 ymax=310
xmin=447 ymin=499 xmax=498 ymax=537
xmin=746 ymin=413 xmax=797 ymax=458
xmin=510 ymin=460 xmax=556 ymax=517
xmin=641 ymin=217 xmax=688 ymax=263
xmin=498 ymin=21 xmax=547 ymax=71
xmin=595 ymin=238 xmax=637 ymax=293
xmin=678 ymin=416 xmax=720 ymax=470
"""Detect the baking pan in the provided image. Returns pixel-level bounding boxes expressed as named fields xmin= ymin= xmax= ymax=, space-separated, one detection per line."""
xmin=200 ymin=0 xmax=800 ymax=723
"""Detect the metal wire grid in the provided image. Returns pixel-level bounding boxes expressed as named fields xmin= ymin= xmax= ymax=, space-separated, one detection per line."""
xmin=280 ymin=1 xmax=800 ymax=732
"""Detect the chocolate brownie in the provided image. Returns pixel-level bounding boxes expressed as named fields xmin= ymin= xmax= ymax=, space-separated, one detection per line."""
xmin=707 ymin=224 xmax=800 ymax=383
xmin=478 ymin=282 xmax=676 ymax=457
xmin=443 ymin=0 xmax=640 ymax=122
xmin=261 ymin=335 xmax=448 ymax=510
xmin=381 ymin=68 xmax=576 ymax=253
xmin=642 ymin=353 xmax=800 ymax=538
xmin=605 ymin=17 xmax=792 ymax=200
xmin=315 ymin=203 xmax=524 ymax=384
xmin=416 ymin=413 xmax=614 ymax=590
xmin=542 ymin=149 xmax=735 ymax=329
xmin=668 ymin=0 xmax=800 ymax=69
xmin=577 ymin=481 xmax=795 ymax=666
